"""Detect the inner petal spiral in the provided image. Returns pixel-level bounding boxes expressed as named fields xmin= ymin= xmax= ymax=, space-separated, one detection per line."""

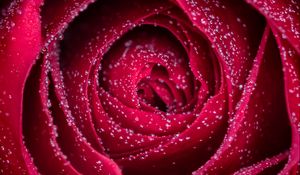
xmin=99 ymin=25 xmax=199 ymax=114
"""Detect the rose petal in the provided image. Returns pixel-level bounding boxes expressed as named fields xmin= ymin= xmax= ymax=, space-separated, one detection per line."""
xmin=0 ymin=0 xmax=42 ymax=174
xmin=246 ymin=0 xmax=300 ymax=54
xmin=194 ymin=26 xmax=291 ymax=174
xmin=272 ymin=27 xmax=300 ymax=175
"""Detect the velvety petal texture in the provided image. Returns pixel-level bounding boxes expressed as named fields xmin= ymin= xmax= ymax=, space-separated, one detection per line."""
xmin=0 ymin=0 xmax=299 ymax=175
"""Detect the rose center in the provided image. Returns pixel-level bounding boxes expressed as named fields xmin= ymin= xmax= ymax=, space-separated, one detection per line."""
xmin=99 ymin=25 xmax=199 ymax=114
xmin=136 ymin=64 xmax=188 ymax=113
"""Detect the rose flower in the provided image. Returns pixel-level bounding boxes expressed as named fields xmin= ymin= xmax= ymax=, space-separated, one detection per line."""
xmin=0 ymin=0 xmax=299 ymax=174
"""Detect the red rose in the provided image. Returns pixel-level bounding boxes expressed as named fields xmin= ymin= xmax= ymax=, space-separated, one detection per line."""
xmin=0 ymin=0 xmax=299 ymax=174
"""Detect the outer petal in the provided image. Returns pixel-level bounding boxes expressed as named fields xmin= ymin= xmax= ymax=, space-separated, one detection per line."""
xmin=41 ymin=0 xmax=95 ymax=43
xmin=0 ymin=0 xmax=42 ymax=174
xmin=245 ymin=0 xmax=300 ymax=54
xmin=194 ymin=26 xmax=291 ymax=174
xmin=272 ymin=28 xmax=300 ymax=175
